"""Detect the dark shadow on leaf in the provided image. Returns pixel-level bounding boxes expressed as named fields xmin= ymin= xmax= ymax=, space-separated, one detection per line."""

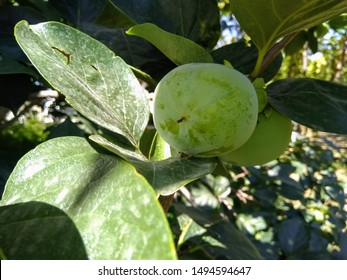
xmin=0 ymin=201 xmax=88 ymax=259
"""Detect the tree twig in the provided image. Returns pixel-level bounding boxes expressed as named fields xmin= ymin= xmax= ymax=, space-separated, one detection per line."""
xmin=252 ymin=32 xmax=299 ymax=78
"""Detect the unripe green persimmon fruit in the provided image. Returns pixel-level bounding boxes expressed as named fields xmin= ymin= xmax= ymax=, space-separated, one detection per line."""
xmin=153 ymin=63 xmax=258 ymax=157
xmin=220 ymin=108 xmax=292 ymax=166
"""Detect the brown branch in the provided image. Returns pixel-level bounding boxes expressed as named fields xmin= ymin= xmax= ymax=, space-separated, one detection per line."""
xmin=258 ymin=32 xmax=299 ymax=77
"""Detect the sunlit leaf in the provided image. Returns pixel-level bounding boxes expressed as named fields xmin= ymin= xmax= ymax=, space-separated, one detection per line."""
xmin=127 ymin=23 xmax=213 ymax=65
xmin=108 ymin=0 xmax=220 ymax=49
xmin=90 ymin=134 xmax=216 ymax=195
xmin=1 ymin=137 xmax=176 ymax=260
xmin=133 ymin=156 xmax=217 ymax=195
xmin=211 ymin=41 xmax=282 ymax=82
xmin=15 ymin=20 xmax=149 ymax=147
xmin=231 ymin=0 xmax=347 ymax=52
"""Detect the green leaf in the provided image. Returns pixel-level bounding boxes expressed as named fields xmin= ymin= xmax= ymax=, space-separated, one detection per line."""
xmin=79 ymin=23 xmax=162 ymax=69
xmin=206 ymin=221 xmax=263 ymax=260
xmin=108 ymin=0 xmax=221 ymax=49
xmin=148 ymin=132 xmax=172 ymax=161
xmin=89 ymin=134 xmax=147 ymax=161
xmin=138 ymin=128 xmax=157 ymax=158
xmin=335 ymin=232 xmax=347 ymax=260
xmin=0 ymin=5 xmax=46 ymax=62
xmin=324 ymin=185 xmax=345 ymax=208
xmin=0 ymin=54 xmax=38 ymax=76
xmin=47 ymin=118 xmax=86 ymax=139
xmin=0 ymin=248 xmax=7 ymax=260
xmin=274 ymin=163 xmax=306 ymax=201
xmin=14 ymin=20 xmax=149 ymax=147
xmin=0 ymin=201 xmax=88 ymax=260
xmin=89 ymin=134 xmax=216 ymax=195
xmin=211 ymin=41 xmax=282 ymax=82
xmin=329 ymin=13 xmax=347 ymax=32
xmin=24 ymin=0 xmax=62 ymax=20
xmin=84 ymin=0 xmax=220 ymax=80
xmin=174 ymin=204 xmax=262 ymax=259
xmin=267 ymin=78 xmax=347 ymax=134
xmin=231 ymin=0 xmax=347 ymax=52
xmin=127 ymin=23 xmax=213 ymax=65
xmin=211 ymin=42 xmax=258 ymax=74
xmin=132 ymin=157 xmax=217 ymax=196
xmin=277 ymin=217 xmax=310 ymax=256
xmin=1 ymin=137 xmax=176 ymax=260
xmin=50 ymin=0 xmax=105 ymax=26
xmin=284 ymin=31 xmax=308 ymax=55
xmin=177 ymin=214 xmax=207 ymax=248
xmin=278 ymin=178 xmax=305 ymax=201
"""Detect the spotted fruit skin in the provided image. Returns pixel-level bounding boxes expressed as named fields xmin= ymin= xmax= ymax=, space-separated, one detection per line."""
xmin=153 ymin=63 xmax=258 ymax=157
xmin=220 ymin=108 xmax=292 ymax=166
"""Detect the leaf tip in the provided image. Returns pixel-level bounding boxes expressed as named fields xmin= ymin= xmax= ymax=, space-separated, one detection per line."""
xmin=14 ymin=20 xmax=29 ymax=34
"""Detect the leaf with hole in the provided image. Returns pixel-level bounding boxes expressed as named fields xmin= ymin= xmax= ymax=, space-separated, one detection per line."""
xmin=14 ymin=20 xmax=149 ymax=147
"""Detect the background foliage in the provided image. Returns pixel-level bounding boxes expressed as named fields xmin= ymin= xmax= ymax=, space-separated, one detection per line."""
xmin=0 ymin=0 xmax=346 ymax=259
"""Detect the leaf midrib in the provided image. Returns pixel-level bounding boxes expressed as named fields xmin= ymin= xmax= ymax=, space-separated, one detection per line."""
xmin=263 ymin=0 xmax=320 ymax=52
xmin=19 ymin=22 xmax=139 ymax=146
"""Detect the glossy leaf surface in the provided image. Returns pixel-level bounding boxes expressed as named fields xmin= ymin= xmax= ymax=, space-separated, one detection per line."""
xmin=127 ymin=23 xmax=213 ymax=65
xmin=15 ymin=21 xmax=149 ymax=147
xmin=90 ymin=134 xmax=217 ymax=195
xmin=0 ymin=201 xmax=88 ymax=259
xmin=268 ymin=78 xmax=347 ymax=134
xmin=1 ymin=137 xmax=176 ymax=259
xmin=231 ymin=0 xmax=347 ymax=52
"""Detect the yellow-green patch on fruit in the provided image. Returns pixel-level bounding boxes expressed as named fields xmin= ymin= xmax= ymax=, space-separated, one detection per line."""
xmin=153 ymin=63 xmax=258 ymax=157
xmin=220 ymin=108 xmax=292 ymax=166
